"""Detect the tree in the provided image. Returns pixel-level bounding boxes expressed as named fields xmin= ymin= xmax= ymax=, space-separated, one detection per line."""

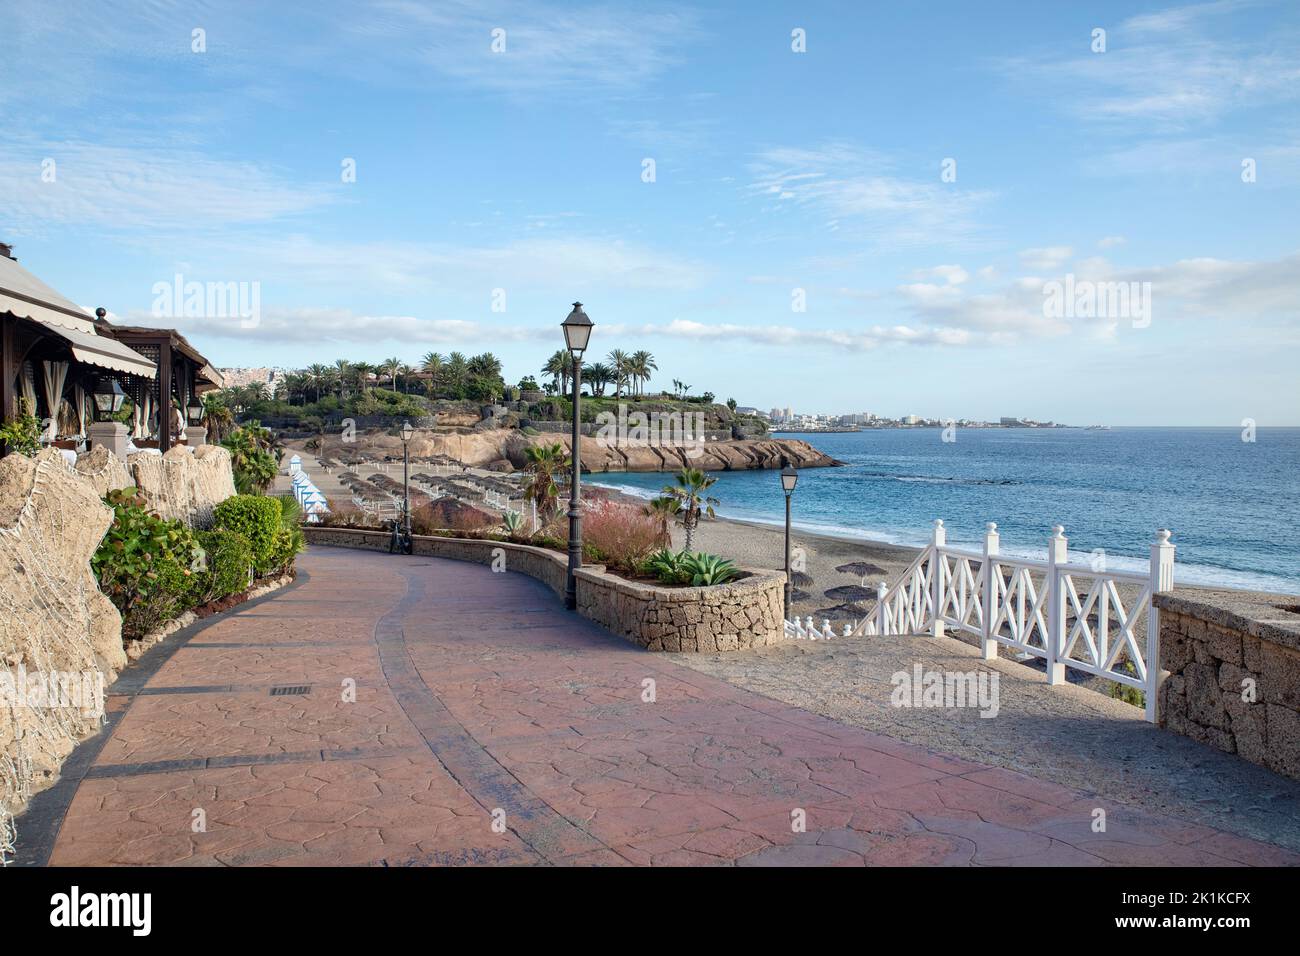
xmin=586 ymin=362 xmax=613 ymax=397
xmin=221 ymin=422 xmax=279 ymax=494
xmin=630 ymin=350 xmax=657 ymax=396
xmin=641 ymin=496 xmax=681 ymax=548
xmin=607 ymin=349 xmax=630 ymax=400
xmin=379 ymin=357 xmax=402 ymax=389
xmin=662 ymin=467 xmax=719 ymax=552
xmin=444 ymin=352 xmax=469 ymax=396
xmin=542 ymin=350 xmax=572 ymax=397
xmin=522 ymin=442 xmax=568 ymax=518
xmin=726 ymin=397 xmax=737 ymax=411
xmin=333 ymin=360 xmax=352 ymax=399
xmin=306 ymin=363 xmax=330 ymax=402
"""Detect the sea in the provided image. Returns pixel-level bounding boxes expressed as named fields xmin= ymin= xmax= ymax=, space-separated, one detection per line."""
xmin=589 ymin=427 xmax=1300 ymax=596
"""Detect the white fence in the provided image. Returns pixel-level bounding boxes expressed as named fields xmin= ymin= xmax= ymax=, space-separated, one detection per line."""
xmin=786 ymin=519 xmax=1175 ymax=722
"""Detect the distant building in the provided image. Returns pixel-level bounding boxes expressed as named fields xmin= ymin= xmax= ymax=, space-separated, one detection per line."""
xmin=902 ymin=414 xmax=920 ymax=425
xmin=1000 ymin=416 xmax=1024 ymax=426
xmin=220 ymin=366 xmax=287 ymax=394
xmin=735 ymin=406 xmax=763 ymax=417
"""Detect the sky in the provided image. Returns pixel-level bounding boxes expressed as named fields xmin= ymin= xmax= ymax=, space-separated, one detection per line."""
xmin=1 ymin=0 xmax=1298 ymax=425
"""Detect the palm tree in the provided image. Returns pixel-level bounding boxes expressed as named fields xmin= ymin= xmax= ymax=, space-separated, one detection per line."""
xmin=522 ymin=442 xmax=568 ymax=517
xmin=306 ymin=363 xmax=330 ymax=402
xmin=351 ymin=361 xmax=376 ymax=395
xmin=642 ymin=496 xmax=681 ymax=548
xmin=421 ymin=352 xmax=444 ymax=396
xmin=630 ymin=350 xmax=657 ymax=397
xmin=379 ymin=357 xmax=402 ymax=389
xmin=468 ymin=352 xmax=503 ymax=382
xmin=200 ymin=393 xmax=235 ymax=443
xmin=542 ymin=350 xmax=572 ymax=396
xmin=396 ymin=363 xmax=414 ymax=393
xmin=444 ymin=352 xmax=469 ymax=395
xmin=607 ymin=349 xmax=630 ymax=400
xmin=586 ymin=362 xmax=613 ymax=397
xmin=662 ymin=467 xmax=719 ymax=552
xmin=333 ymin=359 xmax=352 ymax=399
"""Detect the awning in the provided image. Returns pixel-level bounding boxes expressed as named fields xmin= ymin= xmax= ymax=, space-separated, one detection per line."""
xmin=1 ymin=255 xmax=157 ymax=378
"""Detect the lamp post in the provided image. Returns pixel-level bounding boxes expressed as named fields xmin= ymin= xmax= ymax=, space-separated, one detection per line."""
xmin=87 ymin=375 xmax=130 ymax=459
xmin=780 ymin=461 xmax=798 ymax=620
xmin=561 ymin=302 xmax=593 ymax=610
xmin=400 ymin=420 xmax=414 ymax=552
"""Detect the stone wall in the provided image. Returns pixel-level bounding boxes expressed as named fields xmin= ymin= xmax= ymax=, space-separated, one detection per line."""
xmin=303 ymin=526 xmax=787 ymax=651
xmin=575 ymin=565 xmax=786 ymax=652
xmin=1155 ymin=590 xmax=1300 ymax=781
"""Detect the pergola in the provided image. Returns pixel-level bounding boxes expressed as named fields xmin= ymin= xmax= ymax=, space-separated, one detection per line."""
xmin=93 ymin=320 xmax=224 ymax=450
xmin=1 ymin=248 xmax=157 ymax=448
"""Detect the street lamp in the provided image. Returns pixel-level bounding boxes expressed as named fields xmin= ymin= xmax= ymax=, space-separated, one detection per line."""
xmin=399 ymin=420 xmax=414 ymax=552
xmin=561 ymin=302 xmax=593 ymax=609
xmin=780 ymin=460 xmax=798 ymax=621
xmin=92 ymin=376 xmax=127 ymax=422
xmin=186 ymin=394 xmax=204 ymax=425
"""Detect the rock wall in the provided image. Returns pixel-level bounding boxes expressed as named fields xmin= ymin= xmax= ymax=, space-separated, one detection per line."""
xmin=576 ymin=566 xmax=786 ymax=652
xmin=128 ymin=444 xmax=238 ymax=528
xmin=0 ymin=450 xmax=127 ymax=854
xmin=303 ymin=526 xmax=788 ymax=652
xmin=1155 ymin=590 xmax=1300 ymax=781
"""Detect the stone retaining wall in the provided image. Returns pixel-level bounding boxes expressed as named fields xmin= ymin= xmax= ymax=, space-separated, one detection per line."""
xmin=303 ymin=526 xmax=787 ymax=651
xmin=1154 ymin=589 xmax=1300 ymax=781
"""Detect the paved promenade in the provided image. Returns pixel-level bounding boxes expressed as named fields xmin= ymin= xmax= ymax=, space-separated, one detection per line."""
xmin=19 ymin=546 xmax=1299 ymax=866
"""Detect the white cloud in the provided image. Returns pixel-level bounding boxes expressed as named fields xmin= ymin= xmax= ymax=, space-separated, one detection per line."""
xmin=1098 ymin=236 xmax=1127 ymax=249
xmin=0 ymin=141 xmax=335 ymax=234
xmin=998 ymin=1 xmax=1300 ymax=125
xmin=746 ymin=143 xmax=995 ymax=246
xmin=1019 ymin=246 xmax=1074 ymax=270
xmin=910 ymin=264 xmax=969 ymax=285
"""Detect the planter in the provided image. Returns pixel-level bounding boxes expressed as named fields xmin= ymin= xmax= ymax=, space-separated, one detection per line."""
xmin=302 ymin=526 xmax=786 ymax=651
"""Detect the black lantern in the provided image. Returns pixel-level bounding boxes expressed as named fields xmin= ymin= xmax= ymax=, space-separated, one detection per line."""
xmin=186 ymin=394 xmax=204 ymax=424
xmin=780 ymin=463 xmax=799 ymax=494
xmin=400 ymin=420 xmax=414 ymax=443
xmin=92 ymin=376 xmax=127 ymax=422
xmin=561 ymin=302 xmax=593 ymax=357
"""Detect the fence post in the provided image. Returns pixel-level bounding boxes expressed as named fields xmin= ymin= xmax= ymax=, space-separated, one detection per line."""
xmin=930 ymin=519 xmax=946 ymax=638
xmin=981 ymin=521 xmax=999 ymax=661
xmin=876 ymin=581 xmax=888 ymax=636
xmin=1146 ymin=529 xmax=1176 ymax=723
xmin=1045 ymin=525 xmax=1068 ymax=684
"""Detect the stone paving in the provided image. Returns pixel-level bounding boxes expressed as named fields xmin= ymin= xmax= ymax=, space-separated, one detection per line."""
xmin=21 ymin=546 xmax=1300 ymax=866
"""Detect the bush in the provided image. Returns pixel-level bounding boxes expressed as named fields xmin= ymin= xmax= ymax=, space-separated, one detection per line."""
xmin=93 ymin=488 xmax=205 ymax=638
xmin=0 ymin=399 xmax=41 ymax=457
xmin=194 ymin=528 xmax=254 ymax=601
xmin=220 ymin=423 xmax=279 ymax=494
xmin=581 ymin=500 xmax=662 ymax=571
xmin=214 ymin=494 xmax=282 ymax=574
xmin=410 ymin=497 xmax=495 ymax=534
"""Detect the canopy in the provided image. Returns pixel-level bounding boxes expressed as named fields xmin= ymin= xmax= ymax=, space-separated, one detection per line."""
xmin=0 ymin=256 xmax=157 ymax=378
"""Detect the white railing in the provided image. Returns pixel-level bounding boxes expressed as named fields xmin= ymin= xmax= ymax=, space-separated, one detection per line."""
xmin=823 ymin=519 xmax=1175 ymax=722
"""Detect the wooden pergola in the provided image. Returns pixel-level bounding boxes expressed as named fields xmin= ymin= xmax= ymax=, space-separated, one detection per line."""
xmin=93 ymin=321 xmax=224 ymax=451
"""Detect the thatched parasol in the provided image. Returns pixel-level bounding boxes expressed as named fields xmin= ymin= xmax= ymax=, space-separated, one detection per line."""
xmin=823 ymin=584 xmax=879 ymax=603
xmin=835 ymin=561 xmax=889 ymax=578
xmin=790 ymin=569 xmax=815 ymax=588
xmin=790 ymin=588 xmax=812 ymax=603
xmin=813 ymin=604 xmax=866 ymax=621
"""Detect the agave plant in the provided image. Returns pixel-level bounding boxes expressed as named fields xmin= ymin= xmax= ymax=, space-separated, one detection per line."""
xmin=501 ymin=510 xmax=525 ymax=538
xmin=680 ymin=552 xmax=739 ymax=586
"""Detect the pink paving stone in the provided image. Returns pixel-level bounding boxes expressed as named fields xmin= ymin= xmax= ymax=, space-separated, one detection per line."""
xmin=28 ymin=545 xmax=1300 ymax=867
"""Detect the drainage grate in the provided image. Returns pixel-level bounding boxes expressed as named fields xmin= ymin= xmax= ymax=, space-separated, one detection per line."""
xmin=269 ymin=685 xmax=312 ymax=697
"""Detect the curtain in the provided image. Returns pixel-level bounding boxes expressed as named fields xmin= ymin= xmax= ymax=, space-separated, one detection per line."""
xmin=40 ymin=360 xmax=70 ymax=442
xmin=19 ymin=361 xmax=37 ymax=414
xmin=131 ymin=396 xmax=143 ymax=439
xmin=72 ymin=384 xmax=88 ymax=437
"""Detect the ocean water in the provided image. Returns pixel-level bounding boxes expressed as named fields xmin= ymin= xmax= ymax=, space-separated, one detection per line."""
xmin=590 ymin=427 xmax=1300 ymax=596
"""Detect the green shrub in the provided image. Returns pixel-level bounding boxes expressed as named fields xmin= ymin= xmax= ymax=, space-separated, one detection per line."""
xmin=0 ymin=398 xmax=41 ymax=457
xmin=194 ymin=528 xmax=254 ymax=601
xmin=214 ymin=494 xmax=282 ymax=574
xmin=93 ymin=488 xmax=205 ymax=638
xmin=220 ymin=423 xmax=279 ymax=494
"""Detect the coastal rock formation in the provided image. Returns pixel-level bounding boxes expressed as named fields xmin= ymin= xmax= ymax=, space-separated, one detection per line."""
xmin=311 ymin=428 xmax=839 ymax=473
xmin=0 ymin=449 xmax=126 ymax=851
xmin=516 ymin=435 xmax=838 ymax=473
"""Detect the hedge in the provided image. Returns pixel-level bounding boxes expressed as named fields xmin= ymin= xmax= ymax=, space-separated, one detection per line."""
xmin=213 ymin=494 xmax=282 ymax=574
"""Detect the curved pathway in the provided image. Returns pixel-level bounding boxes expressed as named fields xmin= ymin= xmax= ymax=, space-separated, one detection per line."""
xmin=18 ymin=546 xmax=1299 ymax=866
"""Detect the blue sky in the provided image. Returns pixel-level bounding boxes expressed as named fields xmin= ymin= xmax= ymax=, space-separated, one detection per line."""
xmin=2 ymin=0 xmax=1297 ymax=424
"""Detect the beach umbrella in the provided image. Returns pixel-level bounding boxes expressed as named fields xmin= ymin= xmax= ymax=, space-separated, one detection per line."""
xmin=790 ymin=588 xmax=812 ymax=603
xmin=823 ymin=584 xmax=879 ymax=604
xmin=835 ymin=561 xmax=889 ymax=579
xmin=791 ymin=569 xmax=815 ymax=588
xmin=814 ymin=604 xmax=864 ymax=621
